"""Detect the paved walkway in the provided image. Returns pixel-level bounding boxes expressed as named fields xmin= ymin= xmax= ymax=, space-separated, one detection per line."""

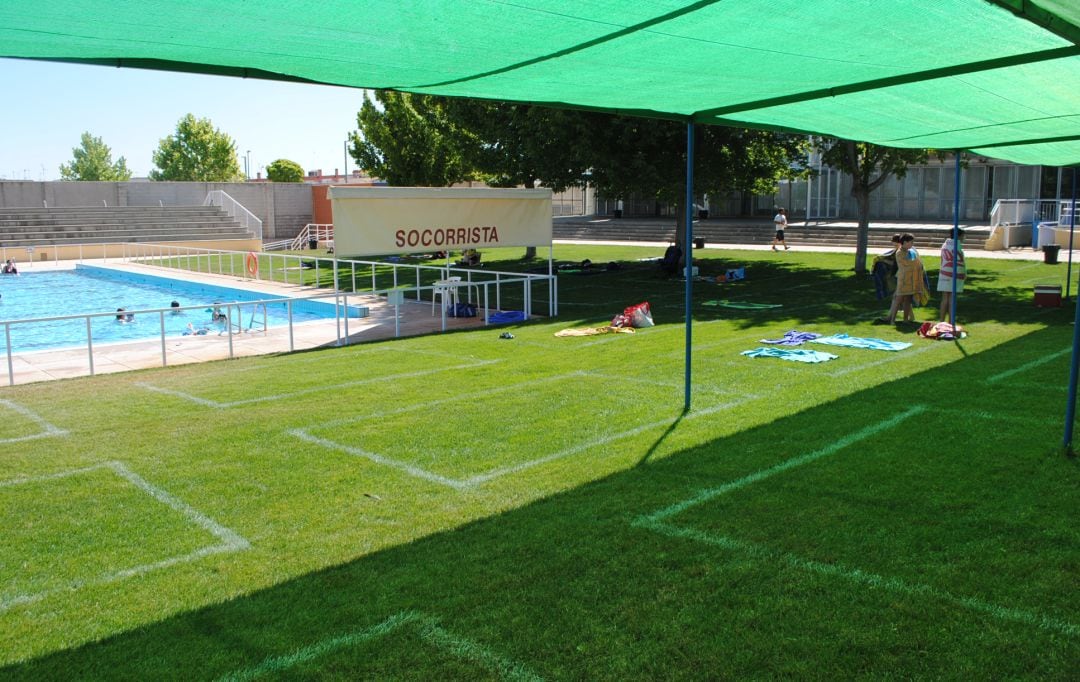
xmin=554 ymin=238 xmax=1061 ymax=261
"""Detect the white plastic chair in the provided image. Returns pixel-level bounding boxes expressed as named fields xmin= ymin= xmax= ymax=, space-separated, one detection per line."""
xmin=432 ymin=276 xmax=461 ymax=315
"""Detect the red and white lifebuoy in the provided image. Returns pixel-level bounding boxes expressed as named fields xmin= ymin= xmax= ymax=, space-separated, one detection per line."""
xmin=246 ymin=251 xmax=259 ymax=277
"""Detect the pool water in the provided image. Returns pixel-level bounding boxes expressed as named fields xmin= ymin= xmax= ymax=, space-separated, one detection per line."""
xmin=0 ymin=268 xmax=333 ymax=352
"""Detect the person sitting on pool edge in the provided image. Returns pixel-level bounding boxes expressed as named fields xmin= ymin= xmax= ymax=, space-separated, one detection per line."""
xmin=2 ymin=259 xmax=18 ymax=275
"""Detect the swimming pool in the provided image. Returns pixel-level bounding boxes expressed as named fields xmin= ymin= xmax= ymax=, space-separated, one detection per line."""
xmin=0 ymin=266 xmax=360 ymax=353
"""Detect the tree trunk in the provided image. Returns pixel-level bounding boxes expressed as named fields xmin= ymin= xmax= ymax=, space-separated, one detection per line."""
xmin=524 ymin=246 xmax=537 ymax=260
xmin=853 ymin=188 xmax=871 ymax=275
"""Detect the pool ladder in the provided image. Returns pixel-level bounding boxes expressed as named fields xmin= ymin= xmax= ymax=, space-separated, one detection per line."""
xmin=246 ymin=303 xmax=268 ymax=333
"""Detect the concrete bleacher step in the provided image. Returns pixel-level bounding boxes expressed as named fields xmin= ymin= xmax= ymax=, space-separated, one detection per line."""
xmin=0 ymin=205 xmax=252 ymax=247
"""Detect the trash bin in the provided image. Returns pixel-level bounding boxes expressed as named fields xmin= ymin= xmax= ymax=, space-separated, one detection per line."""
xmin=308 ymin=238 xmax=319 ymax=250
xmin=1044 ymin=244 xmax=1061 ymax=264
xmin=698 ymin=209 xmax=709 ymax=220
xmin=612 ymin=209 xmax=623 ymax=219
xmin=694 ymin=237 xmax=705 ymax=249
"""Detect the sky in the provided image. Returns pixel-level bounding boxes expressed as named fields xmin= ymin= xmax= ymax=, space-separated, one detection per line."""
xmin=0 ymin=58 xmax=369 ymax=181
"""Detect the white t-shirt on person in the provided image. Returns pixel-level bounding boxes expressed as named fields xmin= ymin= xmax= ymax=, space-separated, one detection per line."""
xmin=773 ymin=212 xmax=787 ymax=229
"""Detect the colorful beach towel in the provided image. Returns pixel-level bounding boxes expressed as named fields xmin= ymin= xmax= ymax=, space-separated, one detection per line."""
xmin=741 ymin=347 xmax=838 ymax=363
xmin=917 ymin=321 xmax=967 ymax=340
xmin=555 ymin=326 xmax=635 ymax=337
xmin=760 ymin=330 xmax=822 ymax=346
xmin=810 ymin=333 xmax=911 ymax=351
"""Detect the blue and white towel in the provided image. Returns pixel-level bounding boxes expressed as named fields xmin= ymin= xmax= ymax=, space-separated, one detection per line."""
xmin=810 ymin=333 xmax=911 ymax=351
xmin=741 ymin=347 xmax=838 ymax=363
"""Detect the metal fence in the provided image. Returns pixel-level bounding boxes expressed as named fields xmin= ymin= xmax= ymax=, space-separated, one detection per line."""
xmin=0 ymin=243 xmax=557 ymax=386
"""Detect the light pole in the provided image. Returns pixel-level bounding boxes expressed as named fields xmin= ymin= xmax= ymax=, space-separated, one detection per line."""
xmin=343 ymin=137 xmax=349 ymax=182
xmin=244 ymin=150 xmax=251 ymax=180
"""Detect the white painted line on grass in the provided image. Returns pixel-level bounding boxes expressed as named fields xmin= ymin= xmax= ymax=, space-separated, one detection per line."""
xmin=463 ymin=394 xmax=757 ymax=486
xmin=288 ymin=430 xmax=469 ymax=489
xmin=937 ymin=407 xmax=1048 ymax=426
xmin=640 ymin=520 xmax=1078 ymax=638
xmin=305 ymin=373 xmax=579 ymax=430
xmin=217 ymin=610 xmax=543 ymax=682
xmin=635 ymin=405 xmax=926 ymax=526
xmin=826 ymin=343 xmax=937 ymax=377
xmin=985 ymin=347 xmax=1071 ymax=384
xmin=136 ymin=360 xmax=500 ymax=408
xmin=0 ymin=399 xmax=68 ymax=444
xmin=0 ymin=460 xmax=249 ymax=612
xmin=577 ymin=370 xmax=747 ymax=398
xmin=998 ymin=381 xmax=1067 ymax=393
xmin=106 ymin=461 xmax=249 ymax=551
xmin=135 ymin=383 xmax=223 ymax=407
xmin=292 ymin=385 xmax=758 ymax=489
xmin=631 ymin=403 xmax=1080 ymax=637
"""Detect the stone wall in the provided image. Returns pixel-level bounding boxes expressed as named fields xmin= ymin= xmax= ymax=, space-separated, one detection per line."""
xmin=0 ymin=181 xmax=313 ymax=241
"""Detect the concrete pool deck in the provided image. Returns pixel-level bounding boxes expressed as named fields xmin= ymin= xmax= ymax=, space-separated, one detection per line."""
xmin=1 ymin=259 xmax=492 ymax=386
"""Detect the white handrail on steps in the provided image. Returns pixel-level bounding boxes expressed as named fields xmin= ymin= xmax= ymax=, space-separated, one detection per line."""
xmin=290 ymin=223 xmax=334 ymax=251
xmin=203 ymin=190 xmax=263 ymax=241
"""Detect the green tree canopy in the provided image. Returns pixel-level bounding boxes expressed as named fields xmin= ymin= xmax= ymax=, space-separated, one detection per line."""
xmin=819 ymin=140 xmax=930 ymax=274
xmin=59 ymin=132 xmax=132 ymax=181
xmin=355 ymin=94 xmax=803 ymax=202
xmin=266 ymin=158 xmax=304 ymax=183
xmin=150 ymin=114 xmax=243 ymax=182
xmin=350 ymin=91 xmax=471 ymax=187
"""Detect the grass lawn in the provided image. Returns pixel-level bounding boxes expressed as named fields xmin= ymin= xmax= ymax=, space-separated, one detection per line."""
xmin=1 ymin=244 xmax=1078 ymax=679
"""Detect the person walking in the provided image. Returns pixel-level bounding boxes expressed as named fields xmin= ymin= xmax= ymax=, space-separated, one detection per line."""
xmin=772 ymin=207 xmax=789 ymax=251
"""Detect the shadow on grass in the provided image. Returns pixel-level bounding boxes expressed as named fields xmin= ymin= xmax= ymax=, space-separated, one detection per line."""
xmin=5 ymin=327 xmax=1079 ymax=679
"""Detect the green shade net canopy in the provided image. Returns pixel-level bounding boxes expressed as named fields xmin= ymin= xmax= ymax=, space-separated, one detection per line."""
xmin=1 ymin=0 xmax=1078 ymax=163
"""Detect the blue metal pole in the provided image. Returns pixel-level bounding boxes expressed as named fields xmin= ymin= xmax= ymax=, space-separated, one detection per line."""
xmin=1068 ymin=172 xmax=1077 ymax=300
xmin=1063 ymin=167 xmax=1079 ymax=453
xmin=950 ymin=153 xmax=961 ymax=326
xmin=684 ymin=122 xmax=695 ymax=412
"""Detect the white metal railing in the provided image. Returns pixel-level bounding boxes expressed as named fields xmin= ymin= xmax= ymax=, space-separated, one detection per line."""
xmin=1 ymin=255 xmax=556 ymax=387
xmin=990 ymin=199 xmax=1066 ymax=228
xmin=2 ymin=293 xmax=345 ymax=386
xmin=289 ymin=223 xmax=335 ymax=251
xmin=120 ymin=241 xmax=555 ymax=312
xmin=204 ymin=190 xmax=263 ymax=241
xmin=262 ymin=238 xmax=292 ymax=251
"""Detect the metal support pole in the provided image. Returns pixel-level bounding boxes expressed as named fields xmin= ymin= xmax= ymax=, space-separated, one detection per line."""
xmin=159 ymin=311 xmax=167 ymax=367
xmin=1063 ymin=167 xmax=1079 ymax=454
xmin=1068 ymin=172 xmax=1077 ymax=301
xmin=683 ymin=121 xmax=695 ymax=412
xmin=950 ymin=153 xmax=961 ymax=327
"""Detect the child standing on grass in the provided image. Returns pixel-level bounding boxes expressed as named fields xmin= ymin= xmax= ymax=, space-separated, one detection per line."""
xmin=879 ymin=233 xmax=927 ymax=325
xmin=937 ymin=229 xmax=966 ymax=321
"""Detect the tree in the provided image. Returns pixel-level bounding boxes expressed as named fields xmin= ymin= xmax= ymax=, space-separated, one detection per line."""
xmin=266 ymin=158 xmax=304 ymax=182
xmin=350 ymin=92 xmax=471 ymax=186
xmin=439 ymin=100 xmax=593 ymax=192
xmin=820 ymin=140 xmax=929 ymax=275
xmin=59 ymin=132 xmax=131 ymax=181
xmin=150 ymin=114 xmax=243 ymax=182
